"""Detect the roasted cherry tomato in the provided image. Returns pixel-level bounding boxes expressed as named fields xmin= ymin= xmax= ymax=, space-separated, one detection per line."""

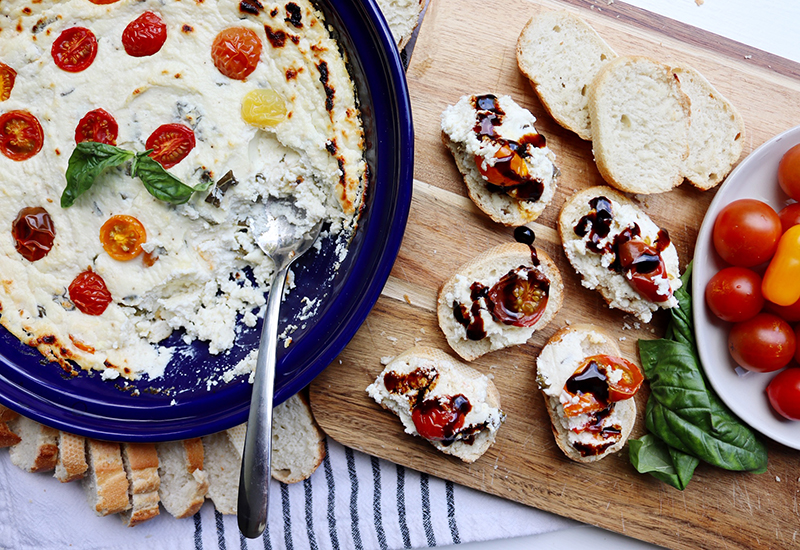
xmin=52 ymin=27 xmax=98 ymax=73
xmin=728 ymin=312 xmax=796 ymax=373
xmin=617 ymin=239 xmax=671 ymax=303
xmin=762 ymin=225 xmax=800 ymax=306
xmin=88 ymin=0 xmax=121 ymax=3
xmin=705 ymin=267 xmax=764 ymax=322
xmin=766 ymin=367 xmax=800 ymax=421
xmin=100 ymin=215 xmax=146 ymax=261
xmin=778 ymin=203 xmax=800 ymax=234
xmin=69 ymin=271 xmax=112 ymax=316
xmin=487 ymin=266 xmax=549 ymax=327
xmin=475 ymin=143 xmax=529 ymax=187
xmin=122 ymin=11 xmax=167 ymax=57
xmin=75 ymin=108 xmax=118 ymax=145
xmin=0 ymin=62 xmax=16 ymax=101
xmin=211 ymin=27 xmax=263 ymax=80
xmin=562 ymin=355 xmax=643 ymax=417
xmin=145 ymin=123 xmax=195 ymax=168
xmin=411 ymin=395 xmax=469 ymax=442
xmin=713 ymin=199 xmax=781 ymax=267
xmin=241 ymin=89 xmax=287 ymax=128
xmin=0 ymin=111 xmax=44 ymax=161
xmin=778 ymin=144 xmax=800 ymax=202
xmin=12 ymin=206 xmax=56 ymax=262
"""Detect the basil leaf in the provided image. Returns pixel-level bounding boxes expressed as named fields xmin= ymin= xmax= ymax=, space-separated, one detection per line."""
xmin=131 ymin=153 xmax=212 ymax=205
xmin=665 ymin=263 xmax=694 ymax=349
xmin=62 ymin=142 xmax=134 ymax=207
xmin=629 ymin=434 xmax=698 ymax=490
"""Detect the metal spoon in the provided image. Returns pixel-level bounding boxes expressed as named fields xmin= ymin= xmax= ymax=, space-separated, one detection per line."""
xmin=238 ymin=200 xmax=323 ymax=539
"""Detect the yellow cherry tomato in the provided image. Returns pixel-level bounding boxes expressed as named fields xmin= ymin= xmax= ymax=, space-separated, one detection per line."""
xmin=241 ymin=89 xmax=287 ymax=128
xmin=762 ymin=225 xmax=800 ymax=306
xmin=100 ymin=215 xmax=146 ymax=261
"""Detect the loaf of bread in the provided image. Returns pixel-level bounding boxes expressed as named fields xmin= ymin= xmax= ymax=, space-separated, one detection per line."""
xmin=156 ymin=438 xmax=208 ymax=519
xmin=120 ymin=443 xmax=161 ymax=526
xmin=558 ymin=186 xmax=681 ymax=323
xmin=366 ymin=346 xmax=505 ymax=463
xmin=83 ymin=439 xmax=131 ymax=516
xmin=516 ymin=10 xmax=617 ymax=140
xmin=376 ymin=0 xmax=425 ymax=49
xmin=437 ymin=242 xmax=562 ymax=361
xmin=54 ymin=431 xmax=87 ymax=482
xmin=588 ymin=56 xmax=691 ymax=194
xmin=441 ymin=93 xmax=559 ymax=226
xmin=536 ymin=325 xmax=640 ymax=463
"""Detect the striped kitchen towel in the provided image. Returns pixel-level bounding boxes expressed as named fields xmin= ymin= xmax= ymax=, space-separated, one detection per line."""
xmin=0 ymin=438 xmax=575 ymax=550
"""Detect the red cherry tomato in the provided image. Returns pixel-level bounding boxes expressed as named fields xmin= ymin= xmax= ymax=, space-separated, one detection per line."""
xmin=778 ymin=144 xmax=800 ymax=202
xmin=52 ymin=27 xmax=98 ymax=73
xmin=0 ymin=62 xmax=16 ymax=101
xmin=145 ymin=123 xmax=195 ymax=168
xmin=766 ymin=297 xmax=800 ymax=323
xmin=12 ymin=206 xmax=56 ymax=262
xmin=411 ymin=395 xmax=468 ymax=442
xmin=0 ymin=111 xmax=44 ymax=161
xmin=88 ymin=0 xmax=120 ymax=3
xmin=618 ymin=239 xmax=672 ymax=303
xmin=778 ymin=203 xmax=800 ymax=234
xmin=562 ymin=355 xmax=644 ymax=417
xmin=705 ymin=267 xmax=764 ymax=322
xmin=728 ymin=313 xmax=796 ymax=373
xmin=486 ymin=266 xmax=549 ymax=327
xmin=75 ymin=108 xmax=118 ymax=145
xmin=122 ymin=11 xmax=167 ymax=57
xmin=766 ymin=367 xmax=800 ymax=421
xmin=68 ymin=271 xmax=113 ymax=316
xmin=713 ymin=199 xmax=781 ymax=267
xmin=211 ymin=27 xmax=263 ymax=80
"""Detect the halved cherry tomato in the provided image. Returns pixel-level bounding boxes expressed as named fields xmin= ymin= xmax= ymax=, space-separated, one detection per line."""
xmin=486 ymin=266 xmax=549 ymax=327
xmin=766 ymin=367 xmax=800 ymax=421
xmin=145 ymin=123 xmax=195 ymax=168
xmin=122 ymin=11 xmax=167 ymax=57
xmin=69 ymin=271 xmax=112 ymax=315
xmin=75 ymin=108 xmax=118 ymax=145
xmin=778 ymin=144 xmax=800 ymax=202
xmin=778 ymin=203 xmax=800 ymax=234
xmin=713 ymin=199 xmax=781 ymax=267
xmin=618 ymin=239 xmax=671 ymax=303
xmin=12 ymin=206 xmax=56 ymax=262
xmin=411 ymin=395 xmax=469 ymax=442
xmin=211 ymin=27 xmax=263 ymax=80
xmin=100 ymin=215 xmax=146 ymax=261
xmin=562 ymin=355 xmax=643 ymax=417
xmin=475 ymin=143 xmax=529 ymax=187
xmin=762 ymin=225 xmax=800 ymax=306
xmin=728 ymin=312 xmax=796 ymax=373
xmin=0 ymin=62 xmax=16 ymax=101
xmin=705 ymin=267 xmax=764 ymax=322
xmin=0 ymin=111 xmax=44 ymax=161
xmin=52 ymin=27 xmax=98 ymax=73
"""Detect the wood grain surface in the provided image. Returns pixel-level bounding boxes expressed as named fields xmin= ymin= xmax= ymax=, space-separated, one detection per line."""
xmin=309 ymin=1 xmax=800 ymax=548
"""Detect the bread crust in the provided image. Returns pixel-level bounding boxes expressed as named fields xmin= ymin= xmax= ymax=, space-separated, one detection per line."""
xmin=55 ymin=431 xmax=88 ymax=482
xmin=437 ymin=242 xmax=563 ymax=361
xmin=120 ymin=442 xmax=161 ymax=526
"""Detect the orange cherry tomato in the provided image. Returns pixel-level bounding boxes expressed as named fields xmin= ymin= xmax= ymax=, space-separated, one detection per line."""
xmin=211 ymin=27 xmax=263 ymax=80
xmin=145 ymin=123 xmax=195 ymax=168
xmin=75 ymin=108 xmax=118 ymax=145
xmin=762 ymin=225 xmax=800 ymax=306
xmin=69 ymin=271 xmax=112 ymax=315
xmin=100 ymin=215 xmax=146 ymax=261
xmin=562 ymin=355 xmax=644 ymax=417
xmin=51 ymin=27 xmax=98 ymax=73
xmin=474 ymin=143 xmax=529 ymax=187
xmin=0 ymin=62 xmax=16 ymax=101
xmin=0 ymin=111 xmax=44 ymax=161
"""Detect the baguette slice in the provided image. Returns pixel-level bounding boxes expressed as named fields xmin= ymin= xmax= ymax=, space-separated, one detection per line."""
xmin=201 ymin=430 xmax=240 ymax=515
xmin=0 ymin=405 xmax=21 ymax=448
xmin=516 ymin=10 xmax=617 ymax=140
xmin=83 ymin=439 xmax=131 ymax=516
xmin=272 ymin=391 xmax=326 ymax=484
xmin=8 ymin=416 xmax=59 ymax=473
xmin=54 ymin=431 xmax=87 ymax=482
xmin=438 ymin=242 xmax=563 ymax=361
xmin=376 ymin=0 xmax=425 ymax=50
xmin=558 ymin=186 xmax=681 ymax=323
xmin=366 ymin=346 xmax=505 ymax=463
xmin=588 ymin=56 xmax=691 ymax=194
xmin=120 ymin=442 xmax=160 ymax=526
xmin=673 ymin=65 xmax=745 ymax=190
xmin=156 ymin=438 xmax=209 ymax=519
xmin=441 ymin=94 xmax=559 ymax=226
xmin=536 ymin=325 xmax=638 ymax=463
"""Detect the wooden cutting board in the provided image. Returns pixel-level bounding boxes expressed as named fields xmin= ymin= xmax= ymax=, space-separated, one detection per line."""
xmin=310 ymin=0 xmax=800 ymax=548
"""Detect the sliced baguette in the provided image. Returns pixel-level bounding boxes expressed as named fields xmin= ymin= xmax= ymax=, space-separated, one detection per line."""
xmin=437 ymin=242 xmax=563 ymax=361
xmin=8 ymin=416 xmax=59 ymax=473
xmin=0 ymin=406 xmax=21 ymax=448
xmin=375 ymin=0 xmax=425 ymax=50
xmin=156 ymin=438 xmax=209 ymax=519
xmin=201 ymin=430 xmax=240 ymax=515
xmin=673 ymin=65 xmax=745 ymax=190
xmin=516 ymin=10 xmax=617 ymax=140
xmin=272 ymin=391 xmax=326 ymax=484
xmin=536 ymin=324 xmax=638 ymax=463
xmin=558 ymin=185 xmax=681 ymax=323
xmin=366 ymin=346 xmax=505 ymax=463
xmin=588 ymin=55 xmax=691 ymax=194
xmin=120 ymin=442 xmax=160 ymax=526
xmin=441 ymin=94 xmax=559 ymax=226
xmin=83 ymin=439 xmax=131 ymax=516
xmin=54 ymin=431 xmax=87 ymax=482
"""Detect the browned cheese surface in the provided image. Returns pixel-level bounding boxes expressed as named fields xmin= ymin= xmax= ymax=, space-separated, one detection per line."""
xmin=309 ymin=1 xmax=800 ymax=548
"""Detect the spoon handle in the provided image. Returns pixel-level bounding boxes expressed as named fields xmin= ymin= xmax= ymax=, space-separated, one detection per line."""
xmin=237 ymin=265 xmax=289 ymax=538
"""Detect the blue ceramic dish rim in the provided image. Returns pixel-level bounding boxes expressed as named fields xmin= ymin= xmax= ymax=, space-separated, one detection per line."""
xmin=0 ymin=0 xmax=413 ymax=441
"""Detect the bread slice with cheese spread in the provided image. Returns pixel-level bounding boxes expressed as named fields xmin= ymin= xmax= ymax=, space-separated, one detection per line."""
xmin=438 ymin=242 xmax=563 ymax=361
xmin=376 ymin=0 xmax=426 ymax=50
xmin=442 ymin=94 xmax=559 ymax=226
xmin=558 ymin=186 xmax=681 ymax=323
xmin=536 ymin=325 xmax=639 ymax=463
xmin=516 ymin=10 xmax=617 ymax=140
xmin=366 ymin=346 xmax=505 ymax=463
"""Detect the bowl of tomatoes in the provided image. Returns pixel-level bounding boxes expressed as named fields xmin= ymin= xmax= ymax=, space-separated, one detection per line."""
xmin=693 ymin=124 xmax=800 ymax=450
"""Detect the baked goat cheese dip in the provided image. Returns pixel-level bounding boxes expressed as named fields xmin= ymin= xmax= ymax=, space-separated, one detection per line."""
xmin=0 ymin=0 xmax=366 ymax=380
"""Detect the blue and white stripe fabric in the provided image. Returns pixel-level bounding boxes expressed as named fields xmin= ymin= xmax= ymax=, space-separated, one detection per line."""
xmin=0 ymin=438 xmax=574 ymax=550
